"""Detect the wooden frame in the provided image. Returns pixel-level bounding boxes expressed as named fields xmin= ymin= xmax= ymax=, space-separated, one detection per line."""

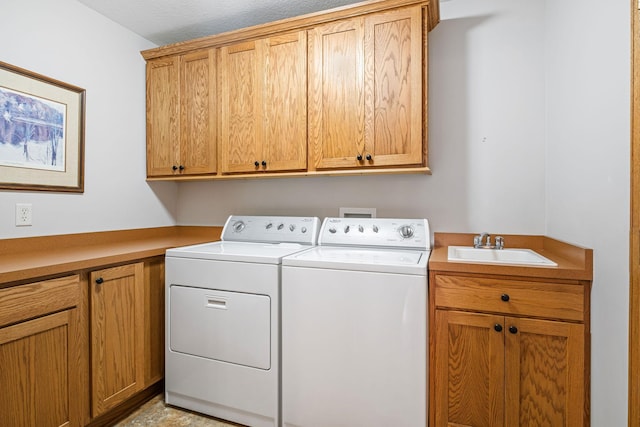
xmin=0 ymin=61 xmax=85 ymax=192
xmin=631 ymin=0 xmax=640 ymax=424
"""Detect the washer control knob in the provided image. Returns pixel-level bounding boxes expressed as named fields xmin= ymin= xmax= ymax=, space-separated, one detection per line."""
xmin=265 ymin=222 xmax=273 ymax=229
xmin=329 ymin=227 xmax=337 ymax=234
xmin=358 ymin=225 xmax=364 ymax=233
xmin=233 ymin=221 xmax=246 ymax=232
xmin=344 ymin=225 xmax=351 ymax=233
xmin=277 ymin=223 xmax=284 ymax=230
xmin=301 ymin=227 xmax=307 ymax=233
xmin=372 ymin=225 xmax=379 ymax=233
xmin=398 ymin=225 xmax=414 ymax=239
xmin=289 ymin=224 xmax=296 ymax=231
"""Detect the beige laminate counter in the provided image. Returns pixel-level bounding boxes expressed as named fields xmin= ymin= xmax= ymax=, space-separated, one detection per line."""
xmin=429 ymin=232 xmax=593 ymax=281
xmin=0 ymin=226 xmax=222 ymax=286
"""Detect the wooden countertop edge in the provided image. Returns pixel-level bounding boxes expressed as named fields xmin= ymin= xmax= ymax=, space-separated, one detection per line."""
xmin=430 ymin=232 xmax=593 ymax=281
xmin=0 ymin=226 xmax=222 ymax=285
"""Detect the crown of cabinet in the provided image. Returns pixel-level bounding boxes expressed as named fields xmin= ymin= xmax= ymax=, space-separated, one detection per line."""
xmin=144 ymin=0 xmax=440 ymax=180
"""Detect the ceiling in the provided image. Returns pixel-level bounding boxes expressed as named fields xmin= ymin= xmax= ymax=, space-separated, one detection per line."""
xmin=77 ymin=0 xmax=367 ymax=46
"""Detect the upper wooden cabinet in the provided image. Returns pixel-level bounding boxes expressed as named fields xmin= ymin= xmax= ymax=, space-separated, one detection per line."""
xmin=308 ymin=6 xmax=424 ymax=170
xmin=219 ymin=31 xmax=307 ymax=173
xmin=142 ymin=0 xmax=440 ymax=180
xmin=146 ymin=49 xmax=217 ymax=177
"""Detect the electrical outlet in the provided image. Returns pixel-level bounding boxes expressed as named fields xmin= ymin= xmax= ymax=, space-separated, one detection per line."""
xmin=16 ymin=203 xmax=32 ymax=226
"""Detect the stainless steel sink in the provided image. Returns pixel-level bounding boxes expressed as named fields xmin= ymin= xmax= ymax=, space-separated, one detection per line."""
xmin=447 ymin=246 xmax=557 ymax=267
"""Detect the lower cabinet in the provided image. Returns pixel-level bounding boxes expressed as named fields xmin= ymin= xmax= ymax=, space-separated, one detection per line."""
xmin=90 ymin=262 xmax=145 ymax=417
xmin=0 ymin=275 xmax=82 ymax=427
xmin=431 ymin=273 xmax=589 ymax=427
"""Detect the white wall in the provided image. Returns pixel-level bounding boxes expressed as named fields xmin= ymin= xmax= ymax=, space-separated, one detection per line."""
xmin=545 ymin=0 xmax=630 ymax=425
xmin=176 ymin=0 xmax=548 ymax=237
xmin=0 ymin=0 xmax=178 ymax=239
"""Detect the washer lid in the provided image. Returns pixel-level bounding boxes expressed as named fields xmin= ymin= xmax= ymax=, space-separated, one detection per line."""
xmin=282 ymin=246 xmax=429 ymax=275
xmin=166 ymin=241 xmax=311 ymax=264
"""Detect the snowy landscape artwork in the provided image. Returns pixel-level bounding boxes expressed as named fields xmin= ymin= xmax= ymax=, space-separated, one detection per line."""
xmin=0 ymin=86 xmax=66 ymax=171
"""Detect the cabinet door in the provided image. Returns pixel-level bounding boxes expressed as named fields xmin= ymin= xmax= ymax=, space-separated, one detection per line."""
xmin=309 ymin=6 xmax=424 ymax=171
xmin=0 ymin=310 xmax=79 ymax=427
xmin=180 ymin=49 xmax=217 ymax=175
xmin=144 ymin=257 xmax=165 ymax=385
xmin=90 ymin=263 xmax=145 ymax=416
xmin=220 ymin=40 xmax=263 ymax=173
xmin=434 ymin=310 xmax=505 ymax=427
xmin=505 ymin=317 xmax=585 ymax=426
xmin=308 ymin=17 xmax=365 ymax=170
xmin=262 ymin=31 xmax=307 ymax=172
xmin=363 ymin=6 xmax=423 ymax=167
xmin=146 ymin=56 xmax=180 ymax=176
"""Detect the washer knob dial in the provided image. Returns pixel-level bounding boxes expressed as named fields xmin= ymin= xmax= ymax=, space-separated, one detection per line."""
xmin=398 ymin=225 xmax=415 ymax=239
xmin=358 ymin=225 xmax=364 ymax=233
xmin=265 ymin=222 xmax=273 ymax=229
xmin=289 ymin=224 xmax=296 ymax=232
xmin=277 ymin=223 xmax=284 ymax=230
xmin=233 ymin=221 xmax=246 ymax=232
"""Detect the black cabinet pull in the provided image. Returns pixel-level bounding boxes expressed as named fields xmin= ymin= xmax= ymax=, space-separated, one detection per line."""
xmin=172 ymin=165 xmax=178 ymax=171
xmin=366 ymin=154 xmax=372 ymax=161
xmin=95 ymin=277 xmax=104 ymax=285
xmin=509 ymin=325 xmax=518 ymax=334
xmin=501 ymin=294 xmax=510 ymax=302
xmin=494 ymin=324 xmax=503 ymax=332
xmin=261 ymin=160 xmax=267 ymax=167
xmin=254 ymin=161 xmax=260 ymax=167
xmin=179 ymin=165 xmax=185 ymax=171
xmin=356 ymin=154 xmax=363 ymax=161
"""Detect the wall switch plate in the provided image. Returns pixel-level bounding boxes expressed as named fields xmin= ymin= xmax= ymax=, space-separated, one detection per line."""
xmin=16 ymin=203 xmax=32 ymax=226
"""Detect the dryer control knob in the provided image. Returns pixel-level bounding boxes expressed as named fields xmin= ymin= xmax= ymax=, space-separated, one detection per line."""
xmin=233 ymin=221 xmax=246 ymax=232
xmin=289 ymin=224 xmax=296 ymax=231
xmin=358 ymin=225 xmax=364 ymax=233
xmin=398 ymin=225 xmax=414 ymax=239
xmin=344 ymin=225 xmax=351 ymax=233
xmin=329 ymin=227 xmax=337 ymax=234
xmin=265 ymin=222 xmax=273 ymax=229
xmin=372 ymin=225 xmax=379 ymax=233
xmin=277 ymin=223 xmax=284 ymax=230
xmin=301 ymin=227 xmax=307 ymax=233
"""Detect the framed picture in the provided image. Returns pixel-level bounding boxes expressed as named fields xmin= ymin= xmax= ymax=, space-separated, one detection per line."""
xmin=0 ymin=61 xmax=85 ymax=192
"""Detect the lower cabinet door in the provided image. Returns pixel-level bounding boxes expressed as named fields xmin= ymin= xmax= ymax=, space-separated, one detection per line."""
xmin=434 ymin=309 xmax=505 ymax=427
xmin=0 ymin=309 xmax=79 ymax=427
xmin=505 ymin=317 xmax=585 ymax=426
xmin=91 ymin=262 xmax=145 ymax=416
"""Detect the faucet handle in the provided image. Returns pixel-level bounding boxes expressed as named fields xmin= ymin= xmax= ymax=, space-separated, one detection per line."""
xmin=473 ymin=235 xmax=481 ymax=247
xmin=495 ymin=236 xmax=504 ymax=249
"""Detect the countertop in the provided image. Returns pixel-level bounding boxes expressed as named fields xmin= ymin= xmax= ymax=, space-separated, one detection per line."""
xmin=0 ymin=226 xmax=222 ymax=285
xmin=429 ymin=233 xmax=593 ymax=282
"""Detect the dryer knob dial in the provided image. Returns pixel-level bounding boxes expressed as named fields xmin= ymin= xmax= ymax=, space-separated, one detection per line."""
xmin=372 ymin=225 xmax=379 ymax=233
xmin=301 ymin=227 xmax=307 ymax=233
xmin=233 ymin=221 xmax=246 ymax=232
xmin=358 ymin=225 xmax=364 ymax=233
xmin=289 ymin=224 xmax=296 ymax=231
xmin=398 ymin=225 xmax=415 ymax=239
xmin=265 ymin=222 xmax=273 ymax=229
xmin=344 ymin=225 xmax=351 ymax=233
xmin=277 ymin=223 xmax=284 ymax=230
xmin=329 ymin=227 xmax=337 ymax=234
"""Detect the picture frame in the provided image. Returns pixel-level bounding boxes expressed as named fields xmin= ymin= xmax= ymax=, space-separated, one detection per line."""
xmin=0 ymin=61 xmax=85 ymax=192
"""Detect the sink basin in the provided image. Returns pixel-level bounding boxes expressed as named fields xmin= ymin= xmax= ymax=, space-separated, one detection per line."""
xmin=447 ymin=246 xmax=557 ymax=267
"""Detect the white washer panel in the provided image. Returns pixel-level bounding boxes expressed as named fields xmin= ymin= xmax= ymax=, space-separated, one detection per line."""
xmin=169 ymin=286 xmax=271 ymax=370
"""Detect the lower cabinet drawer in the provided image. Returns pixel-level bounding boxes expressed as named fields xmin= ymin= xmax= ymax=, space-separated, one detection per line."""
xmin=0 ymin=275 xmax=81 ymax=328
xmin=434 ymin=274 xmax=584 ymax=321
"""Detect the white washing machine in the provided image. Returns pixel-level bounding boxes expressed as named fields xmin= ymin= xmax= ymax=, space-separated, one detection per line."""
xmin=165 ymin=215 xmax=320 ymax=427
xmin=281 ymin=217 xmax=430 ymax=427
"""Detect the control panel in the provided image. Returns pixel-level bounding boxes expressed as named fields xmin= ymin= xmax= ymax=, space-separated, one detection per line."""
xmin=318 ymin=217 xmax=431 ymax=250
xmin=221 ymin=215 xmax=320 ymax=244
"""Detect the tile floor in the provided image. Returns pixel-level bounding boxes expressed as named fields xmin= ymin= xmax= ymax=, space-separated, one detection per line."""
xmin=114 ymin=395 xmax=243 ymax=427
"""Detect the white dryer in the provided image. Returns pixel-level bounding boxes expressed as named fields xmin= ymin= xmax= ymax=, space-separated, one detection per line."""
xmin=281 ymin=217 xmax=430 ymax=427
xmin=165 ymin=215 xmax=320 ymax=427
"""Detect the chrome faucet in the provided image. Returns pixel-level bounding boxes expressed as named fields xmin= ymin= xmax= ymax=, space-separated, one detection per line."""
xmin=473 ymin=232 xmax=504 ymax=249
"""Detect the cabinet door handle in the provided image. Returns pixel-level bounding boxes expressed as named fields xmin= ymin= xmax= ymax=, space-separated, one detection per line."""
xmin=254 ymin=161 xmax=260 ymax=167
xmin=172 ymin=165 xmax=178 ymax=171
xmin=509 ymin=325 xmax=518 ymax=334
xmin=494 ymin=323 xmax=503 ymax=332
xmin=356 ymin=154 xmax=363 ymax=161
xmin=179 ymin=165 xmax=185 ymax=171
xmin=95 ymin=277 xmax=104 ymax=285
xmin=261 ymin=160 xmax=267 ymax=167
xmin=501 ymin=293 xmax=510 ymax=302
xmin=366 ymin=154 xmax=372 ymax=161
